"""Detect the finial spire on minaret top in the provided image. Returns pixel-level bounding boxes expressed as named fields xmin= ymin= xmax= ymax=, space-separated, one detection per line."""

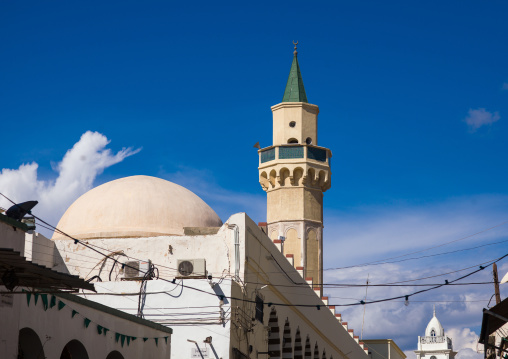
xmin=433 ymin=304 xmax=436 ymax=317
xmin=282 ymin=41 xmax=308 ymax=103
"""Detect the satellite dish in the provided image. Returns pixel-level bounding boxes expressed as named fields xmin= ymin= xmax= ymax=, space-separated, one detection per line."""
xmin=501 ymin=271 xmax=508 ymax=284
xmin=5 ymin=201 xmax=38 ymax=221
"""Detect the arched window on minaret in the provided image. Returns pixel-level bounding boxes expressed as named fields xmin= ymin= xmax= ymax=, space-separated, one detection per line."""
xmin=430 ymin=329 xmax=436 ymax=337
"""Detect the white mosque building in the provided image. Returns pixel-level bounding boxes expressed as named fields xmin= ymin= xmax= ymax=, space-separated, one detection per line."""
xmin=414 ymin=308 xmax=457 ymax=359
xmin=1 ymin=46 xmax=385 ymax=359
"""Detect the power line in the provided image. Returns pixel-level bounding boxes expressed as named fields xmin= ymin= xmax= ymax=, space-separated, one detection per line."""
xmin=323 ymin=237 xmax=508 ymax=271
xmin=323 ymin=219 xmax=508 ymax=271
xmin=2 ymin=192 xmax=507 ymax=309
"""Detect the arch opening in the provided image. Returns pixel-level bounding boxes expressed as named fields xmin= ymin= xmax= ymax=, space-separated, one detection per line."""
xmin=268 ymin=308 xmax=281 ymax=359
xmin=18 ymin=327 xmax=45 ymax=359
xmin=313 ymin=342 xmax=320 ymax=359
xmin=304 ymin=336 xmax=312 ymax=359
xmin=294 ymin=328 xmax=303 ymax=359
xmin=280 ymin=168 xmax=291 ymax=186
xmin=282 ymin=319 xmax=292 ymax=359
xmin=106 ymin=351 xmax=125 ymax=359
xmin=60 ymin=339 xmax=89 ymax=359
xmin=293 ymin=167 xmax=304 ymax=186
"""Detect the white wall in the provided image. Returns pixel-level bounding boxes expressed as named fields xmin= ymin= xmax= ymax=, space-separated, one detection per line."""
xmin=0 ymin=287 xmax=172 ymax=359
xmin=0 ymin=217 xmax=26 ymax=253
xmin=49 ymin=212 xmax=372 ymax=359
xmin=82 ymin=279 xmax=232 ymax=359
xmin=239 ymin=212 xmax=370 ymax=359
xmin=25 ymin=231 xmax=55 ymax=268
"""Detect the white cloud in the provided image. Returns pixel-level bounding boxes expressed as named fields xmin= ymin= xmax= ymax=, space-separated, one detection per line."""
xmin=0 ymin=131 xmax=140 ymax=237
xmin=464 ymin=108 xmax=500 ymax=132
xmin=323 ymin=261 xmax=493 ymax=355
xmin=323 ymin=195 xmax=508 ymax=267
xmin=447 ymin=327 xmax=482 ymax=356
xmin=320 ymin=196 xmax=508 ymax=354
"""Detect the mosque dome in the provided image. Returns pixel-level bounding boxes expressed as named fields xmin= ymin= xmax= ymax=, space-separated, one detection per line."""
xmin=425 ymin=310 xmax=444 ymax=337
xmin=52 ymin=175 xmax=222 ymax=240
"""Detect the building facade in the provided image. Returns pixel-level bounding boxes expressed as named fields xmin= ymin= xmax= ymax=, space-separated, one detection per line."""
xmin=363 ymin=339 xmax=406 ymax=359
xmin=0 ymin=212 xmax=172 ymax=359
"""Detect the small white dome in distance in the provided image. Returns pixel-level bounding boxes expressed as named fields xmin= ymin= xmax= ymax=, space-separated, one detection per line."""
xmin=425 ymin=307 xmax=444 ymax=337
xmin=52 ymin=175 xmax=222 ymax=240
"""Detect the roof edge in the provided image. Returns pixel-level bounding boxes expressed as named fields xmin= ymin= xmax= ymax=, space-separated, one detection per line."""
xmin=56 ymin=292 xmax=173 ymax=334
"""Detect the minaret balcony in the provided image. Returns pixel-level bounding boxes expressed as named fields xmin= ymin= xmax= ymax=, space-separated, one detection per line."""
xmin=258 ymin=144 xmax=331 ymax=167
xmin=419 ymin=336 xmax=453 ymax=349
xmin=258 ymin=144 xmax=332 ymax=192
xmin=420 ymin=336 xmax=446 ymax=344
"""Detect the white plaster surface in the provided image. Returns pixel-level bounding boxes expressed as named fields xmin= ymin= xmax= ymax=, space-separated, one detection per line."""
xmin=0 ymin=285 xmax=171 ymax=359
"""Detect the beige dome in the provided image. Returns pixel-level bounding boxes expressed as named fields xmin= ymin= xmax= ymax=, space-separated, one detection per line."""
xmin=52 ymin=176 xmax=222 ymax=240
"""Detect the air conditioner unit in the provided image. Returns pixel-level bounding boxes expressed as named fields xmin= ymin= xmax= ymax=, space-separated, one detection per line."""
xmin=176 ymin=259 xmax=206 ymax=278
xmin=122 ymin=260 xmax=150 ymax=280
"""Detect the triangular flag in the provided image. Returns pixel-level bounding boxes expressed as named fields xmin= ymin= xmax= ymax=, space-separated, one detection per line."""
xmin=84 ymin=318 xmax=91 ymax=328
xmin=72 ymin=310 xmax=78 ymax=318
xmin=121 ymin=335 xmax=125 ymax=347
xmin=58 ymin=301 xmax=66 ymax=310
xmin=41 ymin=294 xmax=48 ymax=311
xmin=164 ymin=337 xmax=168 ymax=344
xmin=97 ymin=325 xmax=103 ymax=335
xmin=103 ymin=328 xmax=109 ymax=336
xmin=154 ymin=338 xmax=158 ymax=346
xmin=34 ymin=293 xmax=39 ymax=305
xmin=126 ymin=337 xmax=130 ymax=346
xmin=131 ymin=337 xmax=137 ymax=341
xmin=115 ymin=333 xmax=120 ymax=343
xmin=143 ymin=338 xmax=148 ymax=342
xmin=50 ymin=295 xmax=56 ymax=308
xmin=26 ymin=292 xmax=31 ymax=306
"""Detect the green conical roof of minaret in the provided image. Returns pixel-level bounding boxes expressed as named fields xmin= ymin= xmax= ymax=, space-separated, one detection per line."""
xmin=282 ymin=51 xmax=308 ymax=103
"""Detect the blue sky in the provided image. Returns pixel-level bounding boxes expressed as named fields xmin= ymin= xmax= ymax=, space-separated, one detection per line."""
xmin=1 ymin=1 xmax=507 ymax=356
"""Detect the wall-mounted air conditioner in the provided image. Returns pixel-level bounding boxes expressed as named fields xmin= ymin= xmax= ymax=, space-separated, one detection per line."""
xmin=122 ymin=260 xmax=150 ymax=280
xmin=176 ymin=259 xmax=206 ymax=278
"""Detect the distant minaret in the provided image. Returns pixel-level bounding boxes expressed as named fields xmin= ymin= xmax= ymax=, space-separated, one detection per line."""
xmin=258 ymin=42 xmax=332 ymax=295
xmin=415 ymin=308 xmax=457 ymax=359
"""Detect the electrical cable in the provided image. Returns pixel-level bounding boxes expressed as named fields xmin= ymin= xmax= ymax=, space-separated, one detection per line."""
xmin=323 ymin=219 xmax=508 ymax=270
xmin=324 ymin=237 xmax=508 ymax=271
xmin=28 ymin=202 xmax=502 ymax=287
xmin=2 ymin=192 xmax=507 ymax=309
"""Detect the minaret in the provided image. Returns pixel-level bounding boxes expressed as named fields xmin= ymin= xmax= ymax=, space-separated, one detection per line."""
xmin=258 ymin=43 xmax=332 ymax=294
xmin=415 ymin=308 xmax=457 ymax=359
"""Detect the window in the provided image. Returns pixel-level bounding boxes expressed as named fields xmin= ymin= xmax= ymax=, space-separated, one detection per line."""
xmin=255 ymin=295 xmax=264 ymax=323
xmin=288 ymin=138 xmax=298 ymax=144
xmin=306 ymin=137 xmax=312 ymax=145
xmin=289 ymin=121 xmax=296 ymax=128
xmin=430 ymin=329 xmax=436 ymax=337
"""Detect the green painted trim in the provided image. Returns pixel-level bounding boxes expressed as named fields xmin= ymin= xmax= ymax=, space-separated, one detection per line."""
xmin=56 ymin=292 xmax=173 ymax=334
xmin=0 ymin=213 xmax=30 ymax=232
xmin=282 ymin=55 xmax=308 ymax=103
